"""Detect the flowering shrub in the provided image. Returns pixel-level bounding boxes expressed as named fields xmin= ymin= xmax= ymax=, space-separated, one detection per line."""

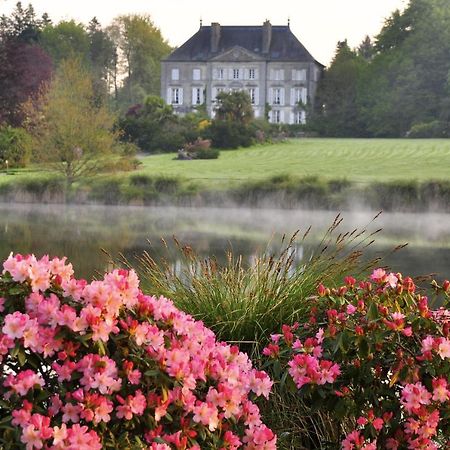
xmin=264 ymin=269 xmax=450 ymax=449
xmin=0 ymin=253 xmax=276 ymax=449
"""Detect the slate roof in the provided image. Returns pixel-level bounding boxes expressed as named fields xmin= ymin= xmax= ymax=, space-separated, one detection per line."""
xmin=165 ymin=25 xmax=323 ymax=66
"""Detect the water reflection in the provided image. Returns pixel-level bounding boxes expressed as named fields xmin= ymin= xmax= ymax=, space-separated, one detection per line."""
xmin=0 ymin=204 xmax=449 ymax=280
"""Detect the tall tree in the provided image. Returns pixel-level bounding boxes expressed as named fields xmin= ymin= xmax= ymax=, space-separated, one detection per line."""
xmin=313 ymin=41 xmax=367 ymax=137
xmin=24 ymin=59 xmax=120 ymax=185
xmin=87 ymin=17 xmax=116 ymax=103
xmin=109 ymin=15 xmax=171 ymax=108
xmin=39 ymin=20 xmax=90 ymax=67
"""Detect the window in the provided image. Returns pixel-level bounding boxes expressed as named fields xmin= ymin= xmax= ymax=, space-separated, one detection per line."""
xmin=233 ymin=68 xmax=240 ymax=79
xmin=192 ymin=87 xmax=202 ymax=105
xmin=171 ymin=68 xmax=179 ymax=81
xmin=271 ymin=69 xmax=284 ymax=81
xmin=248 ymin=88 xmax=256 ymax=105
xmin=273 ymin=88 xmax=281 ymax=105
xmin=272 ymin=110 xmax=281 ymax=123
xmin=193 ymin=68 xmax=201 ymax=81
xmin=295 ymin=111 xmax=306 ymax=124
xmin=215 ymin=68 xmax=224 ymax=80
xmin=292 ymin=88 xmax=307 ymax=105
xmin=292 ymin=69 xmax=306 ymax=81
xmin=171 ymin=88 xmax=182 ymax=105
xmin=249 ymin=68 xmax=256 ymax=79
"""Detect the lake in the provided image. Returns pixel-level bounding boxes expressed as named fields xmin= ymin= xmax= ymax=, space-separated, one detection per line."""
xmin=0 ymin=204 xmax=449 ymax=281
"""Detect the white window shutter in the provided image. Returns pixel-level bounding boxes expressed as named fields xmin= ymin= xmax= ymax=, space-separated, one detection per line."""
xmin=280 ymin=70 xmax=285 ymax=81
xmin=289 ymin=112 xmax=294 ymax=124
xmin=280 ymin=88 xmax=285 ymax=106
xmin=229 ymin=68 xmax=233 ymax=79
xmin=254 ymin=87 xmax=259 ymax=106
xmin=290 ymin=88 xmax=296 ymax=106
xmin=302 ymin=88 xmax=307 ymax=104
xmin=192 ymin=88 xmax=196 ymax=105
xmin=268 ymin=88 xmax=273 ymax=104
xmin=167 ymin=88 xmax=172 ymax=104
xmin=179 ymin=88 xmax=183 ymax=105
xmin=268 ymin=110 xmax=272 ymax=123
xmin=279 ymin=110 xmax=284 ymax=123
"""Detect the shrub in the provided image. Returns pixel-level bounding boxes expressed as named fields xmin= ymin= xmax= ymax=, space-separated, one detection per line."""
xmin=0 ymin=126 xmax=31 ymax=169
xmin=408 ymin=121 xmax=448 ymax=138
xmin=264 ymin=270 xmax=450 ymax=448
xmin=208 ymin=121 xmax=254 ymax=149
xmin=0 ymin=254 xmax=276 ymax=449
xmin=88 ymin=178 xmax=124 ymax=204
xmin=183 ymin=139 xmax=219 ymax=159
xmin=15 ymin=177 xmax=65 ymax=197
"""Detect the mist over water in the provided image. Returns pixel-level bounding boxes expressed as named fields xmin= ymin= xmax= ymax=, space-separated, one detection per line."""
xmin=0 ymin=203 xmax=449 ymax=280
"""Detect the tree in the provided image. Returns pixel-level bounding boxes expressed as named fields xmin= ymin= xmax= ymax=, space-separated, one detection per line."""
xmin=87 ymin=17 xmax=116 ymax=103
xmin=313 ymin=41 xmax=367 ymax=137
xmin=39 ymin=20 xmax=90 ymax=67
xmin=208 ymin=91 xmax=255 ymax=148
xmin=109 ymin=15 xmax=171 ymax=108
xmin=357 ymin=35 xmax=375 ymax=61
xmin=0 ymin=1 xmax=48 ymax=43
xmin=25 ymin=58 xmax=120 ymax=185
xmin=214 ymin=90 xmax=254 ymax=124
xmin=0 ymin=40 xmax=52 ymax=126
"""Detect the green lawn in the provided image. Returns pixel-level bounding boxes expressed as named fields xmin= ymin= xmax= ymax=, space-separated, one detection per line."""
xmin=137 ymin=138 xmax=450 ymax=189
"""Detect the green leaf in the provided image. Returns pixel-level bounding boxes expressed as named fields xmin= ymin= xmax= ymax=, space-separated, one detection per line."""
xmin=358 ymin=337 xmax=370 ymax=358
xmin=18 ymin=349 xmax=27 ymax=366
xmin=367 ymin=301 xmax=379 ymax=321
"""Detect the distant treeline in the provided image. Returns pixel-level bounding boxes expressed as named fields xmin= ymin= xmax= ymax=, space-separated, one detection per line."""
xmin=0 ymin=1 xmax=172 ymax=127
xmin=1 ymin=0 xmax=449 ymax=141
xmin=311 ymin=0 xmax=450 ymax=138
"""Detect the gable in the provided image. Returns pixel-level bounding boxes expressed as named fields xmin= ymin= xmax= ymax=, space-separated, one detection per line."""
xmin=211 ymin=46 xmax=265 ymax=62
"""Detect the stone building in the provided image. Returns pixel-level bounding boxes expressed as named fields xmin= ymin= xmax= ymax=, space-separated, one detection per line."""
xmin=161 ymin=21 xmax=323 ymax=124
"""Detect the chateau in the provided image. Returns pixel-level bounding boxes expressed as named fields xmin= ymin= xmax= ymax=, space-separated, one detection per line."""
xmin=161 ymin=21 xmax=323 ymax=124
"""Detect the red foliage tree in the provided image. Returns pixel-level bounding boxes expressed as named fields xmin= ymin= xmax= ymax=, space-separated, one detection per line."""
xmin=0 ymin=40 xmax=52 ymax=126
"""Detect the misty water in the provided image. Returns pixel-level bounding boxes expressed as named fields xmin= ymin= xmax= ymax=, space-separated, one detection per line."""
xmin=0 ymin=203 xmax=449 ymax=281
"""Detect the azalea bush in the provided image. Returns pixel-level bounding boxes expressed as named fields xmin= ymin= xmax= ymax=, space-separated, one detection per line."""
xmin=264 ymin=269 xmax=450 ymax=449
xmin=0 ymin=254 xmax=276 ymax=449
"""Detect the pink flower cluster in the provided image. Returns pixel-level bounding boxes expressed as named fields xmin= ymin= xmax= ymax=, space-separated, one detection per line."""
xmin=264 ymin=268 xmax=450 ymax=449
xmin=0 ymin=253 xmax=276 ymax=449
xmin=264 ymin=326 xmax=340 ymax=390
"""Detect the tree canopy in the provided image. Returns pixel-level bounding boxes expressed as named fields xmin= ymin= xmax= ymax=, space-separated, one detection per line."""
xmin=24 ymin=59 xmax=120 ymax=185
xmin=313 ymin=0 xmax=450 ymax=137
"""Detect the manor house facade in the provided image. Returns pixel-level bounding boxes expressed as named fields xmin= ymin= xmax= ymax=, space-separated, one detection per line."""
xmin=161 ymin=21 xmax=323 ymax=124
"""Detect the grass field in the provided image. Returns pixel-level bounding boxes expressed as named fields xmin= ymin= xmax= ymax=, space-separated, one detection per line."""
xmin=137 ymin=138 xmax=450 ymax=189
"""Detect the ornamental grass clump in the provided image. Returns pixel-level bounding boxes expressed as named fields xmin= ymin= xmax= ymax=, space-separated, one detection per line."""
xmin=0 ymin=253 xmax=275 ymax=449
xmin=131 ymin=214 xmax=383 ymax=358
xmin=264 ymin=269 xmax=450 ymax=449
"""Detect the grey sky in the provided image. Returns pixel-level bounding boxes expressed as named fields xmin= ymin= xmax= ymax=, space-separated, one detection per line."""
xmin=1 ymin=0 xmax=408 ymax=65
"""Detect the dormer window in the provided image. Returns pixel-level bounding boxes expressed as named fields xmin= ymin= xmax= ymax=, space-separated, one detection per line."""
xmin=171 ymin=68 xmax=179 ymax=81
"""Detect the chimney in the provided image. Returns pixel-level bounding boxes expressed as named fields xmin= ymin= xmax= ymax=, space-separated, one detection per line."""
xmin=262 ymin=20 xmax=272 ymax=53
xmin=211 ymin=22 xmax=221 ymax=53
